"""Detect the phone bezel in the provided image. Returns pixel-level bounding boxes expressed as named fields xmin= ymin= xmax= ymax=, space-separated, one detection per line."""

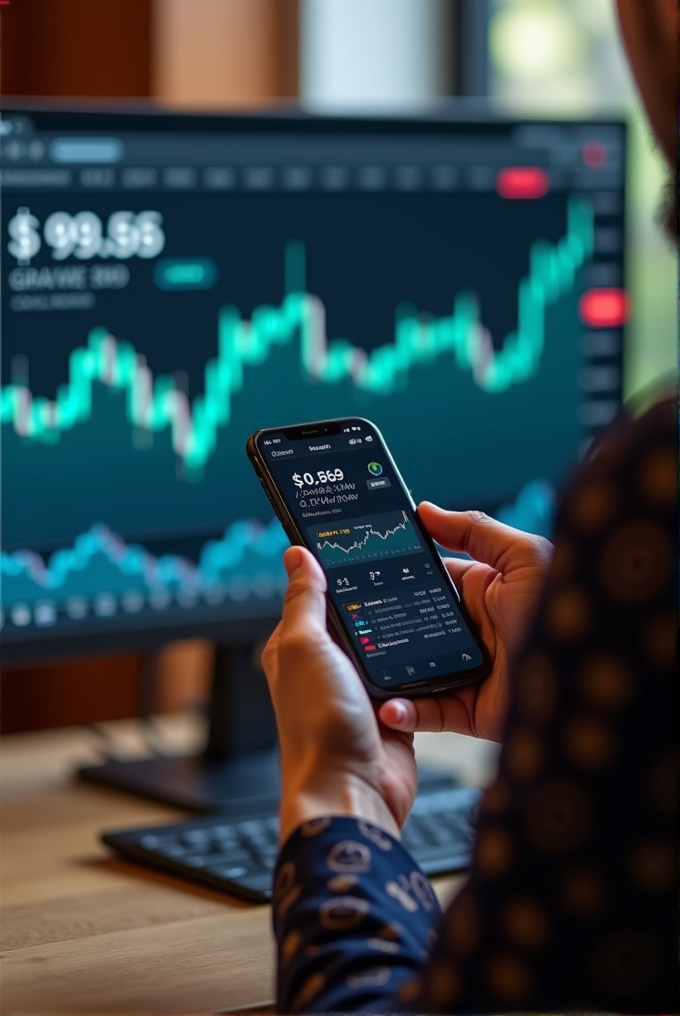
xmin=246 ymin=417 xmax=492 ymax=700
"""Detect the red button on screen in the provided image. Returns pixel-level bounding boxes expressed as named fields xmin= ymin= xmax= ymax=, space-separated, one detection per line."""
xmin=579 ymin=289 xmax=631 ymax=328
xmin=582 ymin=141 xmax=608 ymax=168
xmin=497 ymin=167 xmax=550 ymax=200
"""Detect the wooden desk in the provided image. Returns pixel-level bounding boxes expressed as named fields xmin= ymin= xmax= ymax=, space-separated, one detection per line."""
xmin=0 ymin=718 xmax=499 ymax=1015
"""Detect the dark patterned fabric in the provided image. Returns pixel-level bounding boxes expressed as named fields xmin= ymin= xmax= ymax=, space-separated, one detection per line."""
xmin=273 ymin=398 xmax=678 ymax=1014
xmin=274 ymin=817 xmax=442 ymax=1012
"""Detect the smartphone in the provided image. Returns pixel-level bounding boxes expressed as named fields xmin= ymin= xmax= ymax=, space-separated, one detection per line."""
xmin=247 ymin=418 xmax=491 ymax=700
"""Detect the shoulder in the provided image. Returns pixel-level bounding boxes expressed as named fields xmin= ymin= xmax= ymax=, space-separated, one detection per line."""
xmin=533 ymin=393 xmax=676 ymax=666
xmin=556 ymin=394 xmax=676 ymax=541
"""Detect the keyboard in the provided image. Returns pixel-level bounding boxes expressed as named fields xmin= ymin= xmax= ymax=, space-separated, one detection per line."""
xmin=102 ymin=784 xmax=481 ymax=903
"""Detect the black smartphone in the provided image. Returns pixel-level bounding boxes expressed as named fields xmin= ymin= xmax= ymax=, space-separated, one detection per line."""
xmin=247 ymin=417 xmax=491 ymax=700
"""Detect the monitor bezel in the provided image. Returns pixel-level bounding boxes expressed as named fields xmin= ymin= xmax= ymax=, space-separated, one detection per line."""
xmin=0 ymin=103 xmax=628 ymax=666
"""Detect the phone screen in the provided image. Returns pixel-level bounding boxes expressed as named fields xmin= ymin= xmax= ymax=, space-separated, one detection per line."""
xmin=255 ymin=419 xmax=487 ymax=694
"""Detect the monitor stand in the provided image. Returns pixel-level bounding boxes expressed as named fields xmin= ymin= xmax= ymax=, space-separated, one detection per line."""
xmin=79 ymin=640 xmax=457 ymax=813
xmin=79 ymin=642 xmax=282 ymax=814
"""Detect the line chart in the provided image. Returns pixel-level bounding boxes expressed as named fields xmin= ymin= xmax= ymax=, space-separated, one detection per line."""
xmin=1 ymin=518 xmax=289 ymax=605
xmin=310 ymin=510 xmax=423 ymax=568
xmin=0 ymin=478 xmax=554 ymax=624
xmin=0 ymin=199 xmax=594 ymax=473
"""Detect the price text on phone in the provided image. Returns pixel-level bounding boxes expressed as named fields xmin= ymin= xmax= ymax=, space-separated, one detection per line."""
xmin=292 ymin=469 xmax=344 ymax=488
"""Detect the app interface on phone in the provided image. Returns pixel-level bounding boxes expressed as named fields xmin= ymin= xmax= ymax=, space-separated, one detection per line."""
xmin=261 ymin=421 xmax=484 ymax=690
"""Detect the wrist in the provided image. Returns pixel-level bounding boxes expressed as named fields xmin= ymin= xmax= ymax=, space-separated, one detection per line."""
xmin=278 ymin=770 xmax=401 ymax=845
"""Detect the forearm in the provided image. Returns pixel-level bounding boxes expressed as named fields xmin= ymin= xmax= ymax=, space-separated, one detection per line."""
xmin=279 ymin=773 xmax=401 ymax=845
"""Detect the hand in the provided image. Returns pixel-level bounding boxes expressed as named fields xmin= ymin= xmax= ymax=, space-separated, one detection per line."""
xmin=262 ymin=546 xmax=418 ymax=844
xmin=379 ymin=503 xmax=553 ymax=743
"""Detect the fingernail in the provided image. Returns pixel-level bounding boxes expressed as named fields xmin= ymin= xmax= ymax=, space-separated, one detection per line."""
xmin=392 ymin=701 xmax=409 ymax=724
xmin=284 ymin=547 xmax=303 ymax=575
xmin=420 ymin=501 xmax=443 ymax=512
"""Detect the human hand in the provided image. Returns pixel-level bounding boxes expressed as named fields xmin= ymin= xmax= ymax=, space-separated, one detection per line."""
xmin=262 ymin=546 xmax=418 ymax=844
xmin=379 ymin=503 xmax=553 ymax=743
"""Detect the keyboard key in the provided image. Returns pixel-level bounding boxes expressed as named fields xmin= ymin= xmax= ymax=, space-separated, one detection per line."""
xmin=208 ymin=849 xmax=254 ymax=866
xmin=402 ymin=827 xmax=428 ymax=849
xmin=251 ymin=847 xmax=278 ymax=867
xmin=180 ymin=831 xmax=212 ymax=847
xmin=236 ymin=820 xmax=266 ymax=836
xmin=210 ymin=825 xmax=238 ymax=837
xmin=152 ymin=843 xmax=189 ymax=859
xmin=209 ymin=834 xmax=238 ymax=850
xmin=140 ymin=835 xmax=161 ymax=848
xmin=238 ymin=873 xmax=273 ymax=894
xmin=212 ymin=865 xmax=249 ymax=879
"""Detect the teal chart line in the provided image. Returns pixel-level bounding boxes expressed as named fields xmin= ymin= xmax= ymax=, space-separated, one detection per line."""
xmin=0 ymin=199 xmax=594 ymax=472
xmin=0 ymin=479 xmax=554 ymax=609
xmin=1 ymin=519 xmax=289 ymax=603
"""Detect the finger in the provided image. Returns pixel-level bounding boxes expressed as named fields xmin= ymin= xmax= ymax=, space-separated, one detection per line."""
xmin=279 ymin=545 xmax=327 ymax=638
xmin=443 ymin=557 xmax=499 ymax=640
xmin=442 ymin=556 xmax=478 ymax=590
xmin=378 ymin=694 xmax=473 ymax=736
xmin=261 ymin=620 xmax=282 ymax=674
xmin=418 ymin=502 xmax=550 ymax=570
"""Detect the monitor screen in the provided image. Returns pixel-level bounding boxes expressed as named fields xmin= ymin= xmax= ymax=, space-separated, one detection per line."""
xmin=0 ymin=108 xmax=627 ymax=661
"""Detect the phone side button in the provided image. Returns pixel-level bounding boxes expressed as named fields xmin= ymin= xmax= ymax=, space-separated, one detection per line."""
xmin=270 ymin=503 xmax=293 ymax=536
xmin=257 ymin=479 xmax=284 ymax=524
xmin=258 ymin=477 xmax=278 ymax=507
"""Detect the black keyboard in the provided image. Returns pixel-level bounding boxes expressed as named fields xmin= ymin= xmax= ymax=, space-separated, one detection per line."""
xmin=102 ymin=784 xmax=481 ymax=903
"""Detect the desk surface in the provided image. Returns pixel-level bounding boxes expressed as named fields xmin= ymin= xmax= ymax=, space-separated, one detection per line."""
xmin=0 ymin=717 xmax=499 ymax=1015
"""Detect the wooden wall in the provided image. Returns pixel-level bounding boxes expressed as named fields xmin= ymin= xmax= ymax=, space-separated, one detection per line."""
xmin=1 ymin=0 xmax=298 ymax=103
xmin=153 ymin=0 xmax=299 ymax=106
xmin=0 ymin=0 xmax=153 ymax=98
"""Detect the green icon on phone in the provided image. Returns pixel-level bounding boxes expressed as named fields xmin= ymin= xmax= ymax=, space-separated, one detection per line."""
xmin=367 ymin=462 xmax=383 ymax=476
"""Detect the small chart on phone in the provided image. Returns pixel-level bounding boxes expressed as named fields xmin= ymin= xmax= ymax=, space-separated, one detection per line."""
xmin=308 ymin=510 xmax=423 ymax=568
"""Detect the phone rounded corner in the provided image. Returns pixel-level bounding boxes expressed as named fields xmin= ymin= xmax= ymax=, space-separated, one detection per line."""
xmin=466 ymin=648 xmax=493 ymax=688
xmin=248 ymin=427 xmax=267 ymax=449
xmin=362 ymin=675 xmax=394 ymax=703
xmin=245 ymin=431 xmax=260 ymax=461
xmin=364 ymin=417 xmax=388 ymax=443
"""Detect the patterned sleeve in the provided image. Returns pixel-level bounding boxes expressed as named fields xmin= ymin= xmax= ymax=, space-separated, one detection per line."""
xmin=416 ymin=397 xmax=678 ymax=1013
xmin=272 ymin=397 xmax=677 ymax=1015
xmin=272 ymin=816 xmax=442 ymax=1013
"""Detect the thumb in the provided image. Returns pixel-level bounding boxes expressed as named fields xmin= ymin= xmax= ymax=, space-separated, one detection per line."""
xmin=280 ymin=546 xmax=328 ymax=637
xmin=418 ymin=502 xmax=550 ymax=571
xmin=378 ymin=694 xmax=474 ymax=736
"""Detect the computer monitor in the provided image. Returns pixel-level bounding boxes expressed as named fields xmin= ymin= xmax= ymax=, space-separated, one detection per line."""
xmin=0 ymin=106 xmax=627 ymax=807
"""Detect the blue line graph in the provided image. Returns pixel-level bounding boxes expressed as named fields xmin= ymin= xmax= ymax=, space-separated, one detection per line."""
xmin=1 ymin=519 xmax=289 ymax=607
xmin=1 ymin=479 xmax=557 ymax=628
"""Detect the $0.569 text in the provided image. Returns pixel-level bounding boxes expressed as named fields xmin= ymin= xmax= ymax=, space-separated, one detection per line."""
xmin=292 ymin=469 xmax=344 ymax=488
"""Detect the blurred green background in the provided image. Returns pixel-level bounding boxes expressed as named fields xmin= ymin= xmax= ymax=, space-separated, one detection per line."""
xmin=489 ymin=0 xmax=677 ymax=400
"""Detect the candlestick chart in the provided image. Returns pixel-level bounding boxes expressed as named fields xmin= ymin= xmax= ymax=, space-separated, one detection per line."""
xmin=1 ymin=188 xmax=601 ymax=632
xmin=2 ymin=199 xmax=592 ymax=472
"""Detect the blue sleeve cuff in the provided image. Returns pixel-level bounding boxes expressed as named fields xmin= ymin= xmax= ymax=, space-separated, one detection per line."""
xmin=272 ymin=816 xmax=442 ymax=1013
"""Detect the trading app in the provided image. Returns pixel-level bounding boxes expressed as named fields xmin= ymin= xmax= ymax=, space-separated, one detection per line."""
xmin=262 ymin=422 xmax=485 ymax=690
